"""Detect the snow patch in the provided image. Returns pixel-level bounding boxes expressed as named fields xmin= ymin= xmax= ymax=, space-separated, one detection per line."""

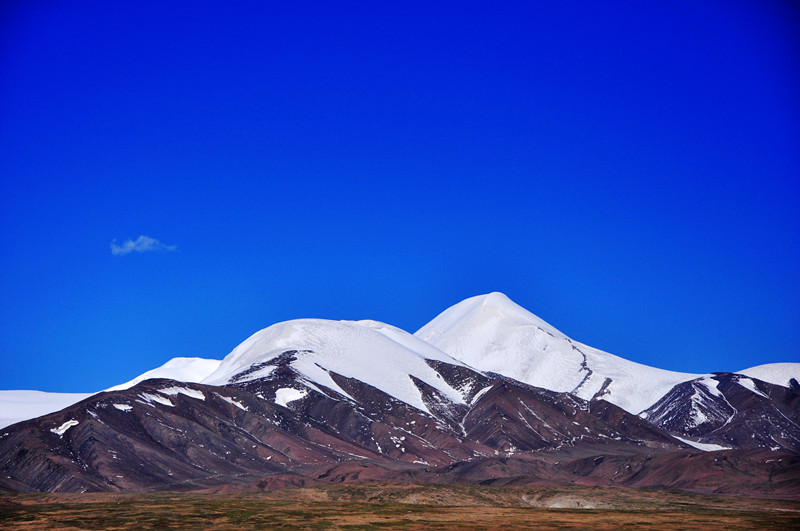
xmin=159 ymin=386 xmax=205 ymax=401
xmin=50 ymin=419 xmax=79 ymax=436
xmin=113 ymin=404 xmax=133 ymax=411
xmin=274 ymin=388 xmax=308 ymax=408
xmin=139 ymin=393 xmax=174 ymax=407
xmin=675 ymin=436 xmax=732 ymax=452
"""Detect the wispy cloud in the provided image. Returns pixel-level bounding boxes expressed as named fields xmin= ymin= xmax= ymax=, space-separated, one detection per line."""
xmin=111 ymin=235 xmax=178 ymax=256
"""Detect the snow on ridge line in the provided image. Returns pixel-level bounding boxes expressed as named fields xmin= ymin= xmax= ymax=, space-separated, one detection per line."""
xmin=354 ymin=319 xmax=467 ymax=364
xmin=106 ymin=357 xmax=221 ymax=392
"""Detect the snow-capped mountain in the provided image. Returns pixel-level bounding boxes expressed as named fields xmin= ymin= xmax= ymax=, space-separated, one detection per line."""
xmin=0 ymin=344 xmax=691 ymax=493
xmin=414 ymin=293 xmax=800 ymax=451
xmin=1 ymin=292 xmax=798 ymax=494
xmin=415 ymin=292 xmax=699 ymax=414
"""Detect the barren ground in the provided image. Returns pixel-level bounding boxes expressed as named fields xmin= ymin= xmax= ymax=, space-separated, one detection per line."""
xmin=2 ymin=483 xmax=799 ymax=529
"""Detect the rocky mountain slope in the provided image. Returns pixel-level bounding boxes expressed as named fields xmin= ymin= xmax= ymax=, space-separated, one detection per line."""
xmin=641 ymin=373 xmax=800 ymax=452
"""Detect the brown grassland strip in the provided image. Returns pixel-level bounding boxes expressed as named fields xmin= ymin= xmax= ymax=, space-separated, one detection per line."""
xmin=2 ymin=484 xmax=799 ymax=530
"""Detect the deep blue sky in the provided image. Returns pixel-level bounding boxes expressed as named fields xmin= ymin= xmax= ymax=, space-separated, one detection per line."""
xmin=2 ymin=1 xmax=798 ymax=392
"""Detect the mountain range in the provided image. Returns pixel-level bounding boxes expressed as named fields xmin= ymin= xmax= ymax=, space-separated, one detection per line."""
xmin=1 ymin=293 xmax=798 ymax=494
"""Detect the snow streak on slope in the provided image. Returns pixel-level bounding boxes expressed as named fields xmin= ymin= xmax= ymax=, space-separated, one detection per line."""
xmin=0 ymin=391 xmax=93 ymax=429
xmin=203 ymin=319 xmax=471 ymax=414
xmin=106 ymin=357 xmax=221 ymax=391
xmin=415 ymin=292 xmax=698 ymax=414
xmin=737 ymin=363 xmax=800 ymax=389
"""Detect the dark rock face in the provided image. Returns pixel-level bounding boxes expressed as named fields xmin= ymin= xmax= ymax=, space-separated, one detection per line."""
xmin=641 ymin=373 xmax=800 ymax=452
xmin=1 ymin=354 xmax=797 ymax=495
xmin=0 ymin=381 xmax=305 ymax=492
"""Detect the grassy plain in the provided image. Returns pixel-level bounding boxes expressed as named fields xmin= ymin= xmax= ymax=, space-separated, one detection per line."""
xmin=2 ymin=483 xmax=799 ymax=529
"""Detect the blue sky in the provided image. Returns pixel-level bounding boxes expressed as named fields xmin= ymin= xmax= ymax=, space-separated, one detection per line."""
xmin=1 ymin=1 xmax=798 ymax=392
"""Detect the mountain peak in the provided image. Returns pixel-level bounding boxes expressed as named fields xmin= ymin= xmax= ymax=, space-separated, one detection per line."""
xmin=415 ymin=292 xmax=565 ymax=344
xmin=416 ymin=293 xmax=697 ymax=414
xmin=475 ymin=291 xmax=513 ymax=305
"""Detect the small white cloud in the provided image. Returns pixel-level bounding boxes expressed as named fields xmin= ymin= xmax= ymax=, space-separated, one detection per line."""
xmin=111 ymin=235 xmax=178 ymax=256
